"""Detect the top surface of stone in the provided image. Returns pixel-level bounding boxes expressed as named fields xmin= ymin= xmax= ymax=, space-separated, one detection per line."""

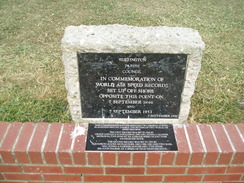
xmin=62 ymin=24 xmax=205 ymax=51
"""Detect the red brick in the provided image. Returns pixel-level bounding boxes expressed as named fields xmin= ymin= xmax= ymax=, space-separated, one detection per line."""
xmin=0 ymin=122 xmax=9 ymax=163
xmin=188 ymin=167 xmax=226 ymax=174
xmin=0 ymin=122 xmax=10 ymax=143
xmin=175 ymin=153 xmax=189 ymax=165
xmin=0 ymin=122 xmax=22 ymax=163
xmin=232 ymin=152 xmax=244 ymax=164
xmin=237 ymin=124 xmax=244 ymax=136
xmin=44 ymin=174 xmax=81 ymax=181
xmin=88 ymin=152 xmax=101 ymax=165
xmin=0 ymin=182 xmax=22 ymax=183
xmin=204 ymin=174 xmax=242 ymax=181
xmin=174 ymin=125 xmax=190 ymax=165
xmin=227 ymin=166 xmax=244 ymax=173
xmin=147 ymin=152 xmax=160 ymax=165
xmin=125 ymin=176 xmax=162 ymax=182
xmin=218 ymin=151 xmax=233 ymax=165
xmin=205 ymin=152 xmax=219 ymax=164
xmin=103 ymin=152 xmax=116 ymax=165
xmin=0 ymin=174 xmax=3 ymax=180
xmin=43 ymin=152 xmax=58 ymax=165
xmin=211 ymin=124 xmax=233 ymax=164
xmin=73 ymin=152 xmax=86 ymax=165
xmin=58 ymin=151 xmax=72 ymax=164
xmin=147 ymin=167 xmax=185 ymax=174
xmin=0 ymin=165 xmax=22 ymax=172
xmin=164 ymin=175 xmax=202 ymax=182
xmin=161 ymin=152 xmax=175 ymax=165
xmin=118 ymin=152 xmax=131 ymax=165
xmin=28 ymin=123 xmax=49 ymax=164
xmin=186 ymin=125 xmax=205 ymax=165
xmin=72 ymin=123 xmax=87 ymax=152
xmin=28 ymin=182 xmax=62 ymax=183
xmin=72 ymin=123 xmax=87 ymax=164
xmin=43 ymin=123 xmax=62 ymax=164
xmin=190 ymin=152 xmax=205 ymax=165
xmin=23 ymin=165 xmax=62 ymax=173
xmin=64 ymin=167 xmax=103 ymax=174
xmin=84 ymin=175 xmax=122 ymax=182
xmin=58 ymin=123 xmax=75 ymax=164
xmin=199 ymin=124 xmax=219 ymax=164
xmin=106 ymin=167 xmax=144 ymax=174
xmin=5 ymin=173 xmax=42 ymax=181
xmin=133 ymin=152 xmax=145 ymax=165
xmin=14 ymin=123 xmax=35 ymax=164
xmin=224 ymin=124 xmax=244 ymax=164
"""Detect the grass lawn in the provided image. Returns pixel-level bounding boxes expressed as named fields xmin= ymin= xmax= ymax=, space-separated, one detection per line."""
xmin=0 ymin=0 xmax=243 ymax=123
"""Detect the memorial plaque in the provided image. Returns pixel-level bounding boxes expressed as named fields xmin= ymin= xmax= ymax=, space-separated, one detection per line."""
xmin=85 ymin=123 xmax=178 ymax=151
xmin=78 ymin=53 xmax=187 ymax=119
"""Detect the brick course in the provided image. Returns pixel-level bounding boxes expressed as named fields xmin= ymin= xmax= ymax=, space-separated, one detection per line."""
xmin=0 ymin=122 xmax=243 ymax=183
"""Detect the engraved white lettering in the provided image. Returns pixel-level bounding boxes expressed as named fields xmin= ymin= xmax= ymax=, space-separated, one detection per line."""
xmin=112 ymin=100 xmax=142 ymax=105
xmin=125 ymin=64 xmax=140 ymax=68
xmin=96 ymin=82 xmax=115 ymax=87
xmin=99 ymin=94 xmax=124 ymax=99
xmin=126 ymin=89 xmax=137 ymax=93
xmin=139 ymin=95 xmax=155 ymax=99
xmin=100 ymin=77 xmax=107 ymax=81
xmin=138 ymin=89 xmax=154 ymax=93
xmin=116 ymin=82 xmax=126 ymax=87
xmin=143 ymin=101 xmax=153 ymax=104
xmin=143 ymin=110 xmax=153 ymax=114
xmin=157 ymin=77 xmax=164 ymax=82
xmin=127 ymin=83 xmax=143 ymax=88
xmin=125 ymin=95 xmax=137 ymax=99
xmin=122 ymin=70 xmax=141 ymax=74
xmin=144 ymin=83 xmax=169 ymax=88
xmin=119 ymin=57 xmax=146 ymax=62
xmin=112 ymin=110 xmax=142 ymax=114
xmin=107 ymin=89 xmax=116 ymax=93
xmin=118 ymin=88 xmax=126 ymax=93
xmin=108 ymin=77 xmax=156 ymax=82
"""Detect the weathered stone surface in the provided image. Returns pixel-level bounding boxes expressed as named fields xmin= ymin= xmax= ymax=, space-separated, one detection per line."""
xmin=62 ymin=24 xmax=205 ymax=123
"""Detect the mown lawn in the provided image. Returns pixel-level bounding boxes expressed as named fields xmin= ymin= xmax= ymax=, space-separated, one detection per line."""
xmin=0 ymin=0 xmax=243 ymax=123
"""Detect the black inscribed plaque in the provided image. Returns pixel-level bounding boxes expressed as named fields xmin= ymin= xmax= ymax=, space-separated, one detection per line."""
xmin=85 ymin=123 xmax=178 ymax=151
xmin=77 ymin=53 xmax=187 ymax=118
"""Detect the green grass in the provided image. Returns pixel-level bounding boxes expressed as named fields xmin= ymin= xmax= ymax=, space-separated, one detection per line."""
xmin=0 ymin=0 xmax=243 ymax=123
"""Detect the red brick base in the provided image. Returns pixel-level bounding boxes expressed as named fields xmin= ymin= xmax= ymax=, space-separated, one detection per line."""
xmin=0 ymin=122 xmax=243 ymax=182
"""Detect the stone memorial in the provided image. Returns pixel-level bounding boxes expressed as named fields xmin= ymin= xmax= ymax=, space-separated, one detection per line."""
xmin=62 ymin=24 xmax=205 ymax=123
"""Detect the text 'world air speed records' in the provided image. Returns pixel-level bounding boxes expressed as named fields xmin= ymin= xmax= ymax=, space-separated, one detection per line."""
xmin=78 ymin=53 xmax=187 ymax=119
